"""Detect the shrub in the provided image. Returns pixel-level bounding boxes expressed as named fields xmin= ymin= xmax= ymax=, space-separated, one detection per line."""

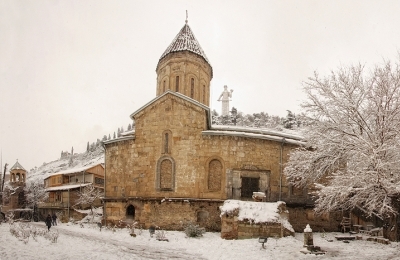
xmin=184 ymin=222 xmax=205 ymax=238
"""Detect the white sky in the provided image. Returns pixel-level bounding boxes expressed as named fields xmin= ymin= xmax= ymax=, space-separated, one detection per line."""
xmin=1 ymin=0 xmax=400 ymax=170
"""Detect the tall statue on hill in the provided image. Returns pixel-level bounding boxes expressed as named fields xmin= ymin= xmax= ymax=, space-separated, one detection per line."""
xmin=218 ymin=85 xmax=233 ymax=116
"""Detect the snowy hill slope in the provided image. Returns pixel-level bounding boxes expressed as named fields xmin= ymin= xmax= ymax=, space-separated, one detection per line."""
xmin=27 ymin=146 xmax=104 ymax=183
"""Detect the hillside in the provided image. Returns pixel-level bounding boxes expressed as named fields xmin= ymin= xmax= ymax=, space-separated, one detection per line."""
xmin=27 ymin=146 xmax=104 ymax=182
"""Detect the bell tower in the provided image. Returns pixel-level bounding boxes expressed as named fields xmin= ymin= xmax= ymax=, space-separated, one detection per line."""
xmin=156 ymin=18 xmax=213 ymax=106
xmin=2 ymin=160 xmax=27 ymax=218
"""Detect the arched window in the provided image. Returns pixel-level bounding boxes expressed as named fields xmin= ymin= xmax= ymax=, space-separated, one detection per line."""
xmin=156 ymin=157 xmax=175 ymax=191
xmin=202 ymin=85 xmax=205 ymax=103
xmin=162 ymin=130 xmax=172 ymax=154
xmin=160 ymin=160 xmax=172 ymax=189
xmin=175 ymin=76 xmax=179 ymax=92
xmin=163 ymin=80 xmax=166 ymax=92
xmin=208 ymin=159 xmax=222 ymax=191
xmin=126 ymin=205 xmax=135 ymax=220
xmin=164 ymin=133 xmax=169 ymax=153
xmin=190 ymin=78 xmax=195 ymax=98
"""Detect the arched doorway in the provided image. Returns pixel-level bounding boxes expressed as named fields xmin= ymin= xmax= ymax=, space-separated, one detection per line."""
xmin=126 ymin=205 xmax=135 ymax=221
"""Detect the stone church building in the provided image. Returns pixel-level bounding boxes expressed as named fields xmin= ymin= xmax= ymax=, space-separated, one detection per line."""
xmin=103 ymin=20 xmax=343 ymax=232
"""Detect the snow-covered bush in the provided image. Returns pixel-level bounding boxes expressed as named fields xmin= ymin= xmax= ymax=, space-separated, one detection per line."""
xmin=44 ymin=230 xmax=59 ymax=243
xmin=126 ymin=221 xmax=141 ymax=236
xmin=183 ymin=222 xmax=205 ymax=238
xmin=155 ymin=229 xmax=168 ymax=241
xmin=8 ymin=222 xmax=57 ymax=244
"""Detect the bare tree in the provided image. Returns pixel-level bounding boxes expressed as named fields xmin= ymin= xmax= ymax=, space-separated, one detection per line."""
xmin=24 ymin=179 xmax=48 ymax=220
xmin=285 ymin=60 xmax=400 ymax=221
xmin=74 ymin=184 xmax=104 ymax=223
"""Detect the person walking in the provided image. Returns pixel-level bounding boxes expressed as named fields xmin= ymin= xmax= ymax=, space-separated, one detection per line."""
xmin=45 ymin=214 xmax=52 ymax=231
xmin=52 ymin=213 xmax=57 ymax=226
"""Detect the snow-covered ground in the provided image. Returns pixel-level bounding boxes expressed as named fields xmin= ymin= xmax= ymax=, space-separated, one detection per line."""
xmin=1 ymin=221 xmax=400 ymax=260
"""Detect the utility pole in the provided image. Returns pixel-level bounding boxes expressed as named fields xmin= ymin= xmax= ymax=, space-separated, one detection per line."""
xmin=1 ymin=163 xmax=7 ymax=193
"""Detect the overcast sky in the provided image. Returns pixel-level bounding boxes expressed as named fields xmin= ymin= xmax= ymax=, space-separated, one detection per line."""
xmin=1 ymin=0 xmax=400 ymax=171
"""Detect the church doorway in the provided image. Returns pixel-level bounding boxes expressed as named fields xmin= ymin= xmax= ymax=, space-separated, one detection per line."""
xmin=126 ymin=205 xmax=135 ymax=220
xmin=241 ymin=177 xmax=259 ymax=199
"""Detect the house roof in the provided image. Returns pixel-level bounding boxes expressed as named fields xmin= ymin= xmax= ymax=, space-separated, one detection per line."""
xmin=46 ymin=163 xmax=104 ymax=178
xmin=157 ymin=22 xmax=211 ymax=70
xmin=45 ymin=183 xmax=91 ymax=191
xmin=10 ymin=160 xmax=25 ymax=171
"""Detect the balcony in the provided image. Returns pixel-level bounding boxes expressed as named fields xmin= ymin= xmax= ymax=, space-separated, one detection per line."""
xmin=38 ymin=202 xmax=69 ymax=209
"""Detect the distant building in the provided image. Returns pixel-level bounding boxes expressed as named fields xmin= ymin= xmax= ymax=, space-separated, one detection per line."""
xmin=60 ymin=151 xmax=71 ymax=159
xmin=38 ymin=163 xmax=104 ymax=222
xmin=1 ymin=160 xmax=31 ymax=220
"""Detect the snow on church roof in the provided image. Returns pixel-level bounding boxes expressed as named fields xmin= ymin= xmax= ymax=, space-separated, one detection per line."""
xmin=204 ymin=125 xmax=304 ymax=145
xmin=10 ymin=160 xmax=25 ymax=171
xmin=158 ymin=22 xmax=211 ymax=68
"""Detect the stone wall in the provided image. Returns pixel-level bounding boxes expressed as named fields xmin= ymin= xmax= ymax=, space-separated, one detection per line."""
xmin=104 ymin=198 xmax=222 ymax=231
xmin=220 ymin=207 xmax=294 ymax=239
xmin=288 ymin=207 xmax=344 ymax=232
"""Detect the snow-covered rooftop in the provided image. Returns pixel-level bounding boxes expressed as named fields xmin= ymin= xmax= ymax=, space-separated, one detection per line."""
xmin=45 ymin=183 xmax=91 ymax=191
xmin=203 ymin=130 xmax=303 ymax=145
xmin=220 ymin=200 xmax=294 ymax=232
xmin=46 ymin=163 xmax=103 ymax=178
xmin=158 ymin=22 xmax=211 ymax=68
xmin=10 ymin=160 xmax=26 ymax=171
xmin=210 ymin=125 xmax=303 ymax=140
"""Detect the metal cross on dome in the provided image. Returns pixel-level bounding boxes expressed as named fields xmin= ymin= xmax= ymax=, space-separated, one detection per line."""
xmin=185 ymin=10 xmax=188 ymax=24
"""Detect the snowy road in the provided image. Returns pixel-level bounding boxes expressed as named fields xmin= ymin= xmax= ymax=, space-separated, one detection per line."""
xmin=2 ymin=221 xmax=400 ymax=260
xmin=1 ymin=222 xmax=207 ymax=260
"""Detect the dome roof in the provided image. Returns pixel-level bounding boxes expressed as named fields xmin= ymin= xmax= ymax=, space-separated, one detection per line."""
xmin=158 ymin=23 xmax=211 ymax=66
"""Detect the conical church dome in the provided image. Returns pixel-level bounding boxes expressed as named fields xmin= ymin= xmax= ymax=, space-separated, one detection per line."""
xmin=158 ymin=23 xmax=211 ymax=67
xmin=156 ymin=21 xmax=213 ymax=107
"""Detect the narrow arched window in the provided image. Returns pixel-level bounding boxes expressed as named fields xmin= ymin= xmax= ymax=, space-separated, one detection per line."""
xmin=202 ymin=85 xmax=205 ymax=103
xmin=208 ymin=159 xmax=222 ymax=191
xmin=176 ymin=76 xmax=179 ymax=92
xmin=162 ymin=130 xmax=172 ymax=154
xmin=163 ymin=80 xmax=166 ymax=92
xmin=190 ymin=78 xmax=194 ymax=98
xmin=164 ymin=133 xmax=169 ymax=153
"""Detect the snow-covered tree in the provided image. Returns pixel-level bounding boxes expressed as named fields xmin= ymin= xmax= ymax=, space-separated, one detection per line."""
xmin=24 ymin=179 xmax=48 ymax=220
xmin=285 ymin=61 xmax=400 ymax=221
xmin=283 ymin=110 xmax=297 ymax=129
xmin=74 ymin=184 xmax=104 ymax=222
